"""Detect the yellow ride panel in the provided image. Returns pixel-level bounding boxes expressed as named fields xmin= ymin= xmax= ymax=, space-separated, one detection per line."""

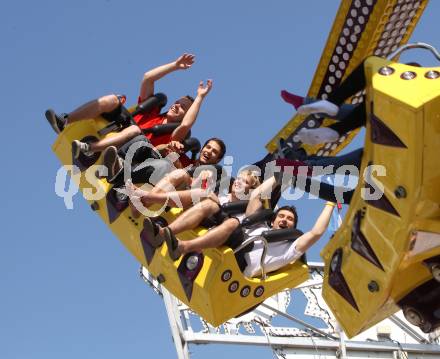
xmin=321 ymin=56 xmax=440 ymax=337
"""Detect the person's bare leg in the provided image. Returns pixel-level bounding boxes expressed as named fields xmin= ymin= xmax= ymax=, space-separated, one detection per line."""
xmin=89 ymin=125 xmax=141 ymax=152
xmin=135 ymin=187 xmax=208 ymax=209
xmin=124 ymin=180 xmax=146 ymax=218
xmin=66 ymin=94 xmax=120 ymax=124
xmin=166 ymin=198 xmax=220 ymax=235
xmin=148 ymin=188 xmax=209 ymax=208
xmin=126 ymin=181 xmax=210 ymax=217
xmin=179 ymin=218 xmax=239 ymax=254
xmin=151 ymin=169 xmax=192 ymax=194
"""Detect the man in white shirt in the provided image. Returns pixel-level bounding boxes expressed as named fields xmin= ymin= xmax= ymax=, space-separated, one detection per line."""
xmin=241 ymin=206 xmax=303 ymax=277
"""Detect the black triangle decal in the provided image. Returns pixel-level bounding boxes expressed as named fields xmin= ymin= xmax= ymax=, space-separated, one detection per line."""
xmin=351 ymin=211 xmax=384 ymax=271
xmin=329 ymin=249 xmax=360 ymax=312
xmin=370 ymin=113 xmax=407 ymax=148
xmin=364 ymin=183 xmax=400 ymax=217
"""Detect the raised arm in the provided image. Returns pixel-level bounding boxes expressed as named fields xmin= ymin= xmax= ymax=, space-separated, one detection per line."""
xmin=139 ymin=53 xmax=195 ymax=102
xmin=246 ymin=176 xmax=277 ymax=216
xmin=294 ymin=202 xmax=335 ymax=253
xmin=171 ymin=79 xmax=213 ymax=142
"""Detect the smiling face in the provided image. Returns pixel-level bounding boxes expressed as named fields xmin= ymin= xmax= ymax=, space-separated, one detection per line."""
xmin=231 ymin=171 xmax=260 ymax=197
xmin=166 ymin=97 xmax=193 ymax=122
xmin=271 ymin=209 xmax=296 ymax=230
xmin=199 ymin=140 xmax=223 ymax=165
xmin=232 ymin=174 xmax=253 ymax=196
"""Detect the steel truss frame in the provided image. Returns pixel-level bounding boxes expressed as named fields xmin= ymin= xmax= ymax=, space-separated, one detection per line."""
xmin=140 ymin=263 xmax=440 ymax=359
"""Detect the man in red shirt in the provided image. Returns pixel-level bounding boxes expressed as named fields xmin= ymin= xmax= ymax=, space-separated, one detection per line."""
xmin=45 ymin=53 xmax=212 ymax=157
xmin=133 ymin=78 xmax=212 ymax=148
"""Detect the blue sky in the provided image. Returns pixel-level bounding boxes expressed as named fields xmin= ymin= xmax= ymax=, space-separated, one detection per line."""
xmin=2 ymin=1 xmax=439 ymax=358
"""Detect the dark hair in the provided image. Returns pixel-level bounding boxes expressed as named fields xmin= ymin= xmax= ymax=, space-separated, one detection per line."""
xmin=202 ymin=137 xmax=227 ymax=161
xmin=185 ymin=95 xmax=195 ymax=102
xmin=272 ymin=205 xmax=299 ymax=228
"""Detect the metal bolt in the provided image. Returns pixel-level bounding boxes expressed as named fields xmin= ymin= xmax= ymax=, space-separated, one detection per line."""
xmin=90 ymin=202 xmax=99 ymax=211
xmin=394 ymin=186 xmax=407 ymax=198
xmin=185 ymin=255 xmax=199 ymax=271
xmin=254 ymin=286 xmax=265 ymax=297
xmin=400 ymin=71 xmax=417 ymax=80
xmin=228 ymin=281 xmax=239 ymax=293
xmin=307 ymin=119 xmax=316 ymax=128
xmin=240 ymin=286 xmax=251 ymax=297
xmin=221 ymin=270 xmax=232 ymax=282
xmin=368 ymin=280 xmax=379 ymax=292
xmin=430 ymin=263 xmax=440 ymax=282
xmin=378 ymin=66 xmax=395 ymax=76
xmin=425 ymin=70 xmax=440 ymax=79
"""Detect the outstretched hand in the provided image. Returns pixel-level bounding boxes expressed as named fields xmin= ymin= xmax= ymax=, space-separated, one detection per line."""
xmin=175 ymin=53 xmax=195 ymax=70
xmin=167 ymin=141 xmax=185 ymax=153
xmin=197 ymin=79 xmax=213 ymax=98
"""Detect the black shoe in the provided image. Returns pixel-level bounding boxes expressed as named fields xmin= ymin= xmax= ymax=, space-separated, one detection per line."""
xmin=282 ymin=145 xmax=307 ymax=161
xmin=164 ymin=227 xmax=181 ymax=261
xmin=103 ymin=146 xmax=123 ymax=180
xmin=45 ymin=109 xmax=66 ymax=134
xmin=142 ymin=218 xmax=164 ymax=248
xmin=276 ymin=139 xmax=307 ymax=161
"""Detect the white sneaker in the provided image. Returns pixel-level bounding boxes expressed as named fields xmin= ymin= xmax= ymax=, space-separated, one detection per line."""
xmin=297 ymin=100 xmax=339 ymax=117
xmin=297 ymin=127 xmax=339 ymax=145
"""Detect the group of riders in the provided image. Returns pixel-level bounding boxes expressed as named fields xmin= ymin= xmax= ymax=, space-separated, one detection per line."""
xmin=47 ymin=53 xmax=378 ymax=278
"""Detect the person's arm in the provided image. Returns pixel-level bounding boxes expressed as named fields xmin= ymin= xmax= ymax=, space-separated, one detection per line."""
xmin=171 ymin=79 xmax=213 ymax=142
xmin=245 ymin=176 xmax=277 ymax=216
xmin=293 ymin=202 xmax=335 ymax=253
xmin=156 ymin=140 xmax=184 ymax=155
xmin=139 ymin=53 xmax=195 ymax=102
xmin=156 ymin=141 xmax=185 ymax=168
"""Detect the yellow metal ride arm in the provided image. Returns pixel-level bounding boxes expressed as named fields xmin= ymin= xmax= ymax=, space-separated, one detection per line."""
xmin=321 ymin=56 xmax=440 ymax=337
xmin=266 ymin=0 xmax=428 ymax=157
